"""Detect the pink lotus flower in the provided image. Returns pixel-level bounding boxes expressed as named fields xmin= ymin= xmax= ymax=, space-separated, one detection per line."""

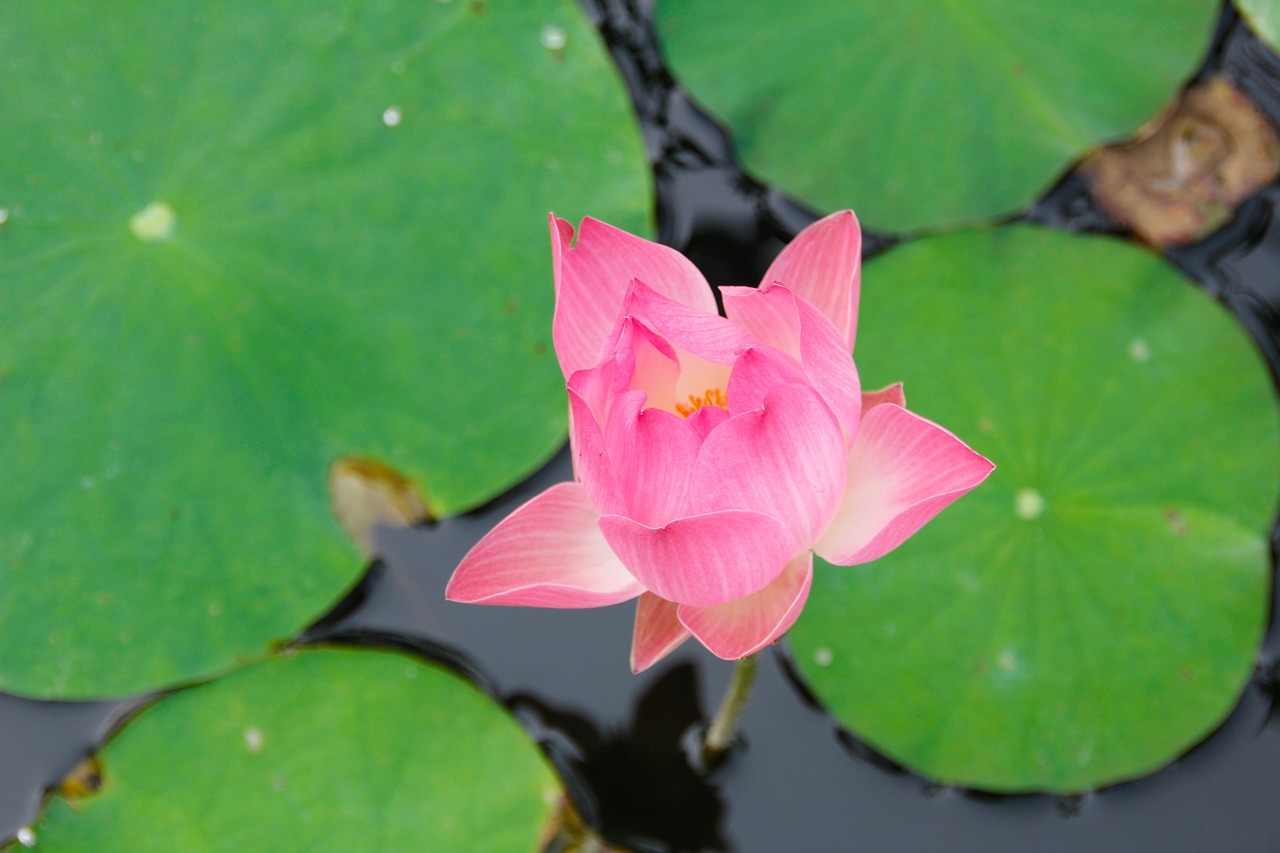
xmin=447 ymin=211 xmax=994 ymax=672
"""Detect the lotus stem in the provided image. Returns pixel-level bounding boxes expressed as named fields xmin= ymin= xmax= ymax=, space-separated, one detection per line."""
xmin=702 ymin=653 xmax=760 ymax=766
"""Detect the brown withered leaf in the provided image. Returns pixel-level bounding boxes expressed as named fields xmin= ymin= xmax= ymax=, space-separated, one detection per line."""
xmin=327 ymin=457 xmax=433 ymax=558
xmin=1083 ymin=76 xmax=1280 ymax=246
xmin=56 ymin=755 xmax=103 ymax=800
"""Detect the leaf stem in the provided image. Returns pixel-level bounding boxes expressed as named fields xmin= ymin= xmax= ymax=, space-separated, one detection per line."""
xmin=702 ymin=653 xmax=759 ymax=766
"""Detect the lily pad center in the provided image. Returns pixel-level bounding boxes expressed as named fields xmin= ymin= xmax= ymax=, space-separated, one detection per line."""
xmin=1014 ymin=488 xmax=1046 ymax=521
xmin=128 ymin=202 xmax=176 ymax=242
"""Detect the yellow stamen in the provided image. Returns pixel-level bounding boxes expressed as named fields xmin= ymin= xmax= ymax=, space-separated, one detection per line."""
xmin=675 ymin=387 xmax=728 ymax=418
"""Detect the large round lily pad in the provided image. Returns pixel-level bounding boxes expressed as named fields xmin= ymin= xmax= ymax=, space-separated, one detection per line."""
xmin=789 ymin=226 xmax=1278 ymax=793
xmin=33 ymin=648 xmax=560 ymax=850
xmin=0 ymin=0 xmax=650 ymax=697
xmin=654 ymin=0 xmax=1218 ymax=232
xmin=1238 ymin=0 xmax=1280 ymax=53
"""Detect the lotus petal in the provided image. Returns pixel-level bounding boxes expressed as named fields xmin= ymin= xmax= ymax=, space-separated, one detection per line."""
xmin=446 ymin=483 xmax=643 ymax=607
xmin=631 ymin=592 xmax=692 ymax=673
xmin=605 ymin=391 xmax=700 ymax=527
xmin=623 ymin=279 xmax=753 ymax=365
xmin=861 ymin=382 xmax=905 ymax=411
xmin=567 ymin=387 xmax=624 ymax=516
xmin=692 ymin=383 xmax=847 ymax=550
xmin=598 ymin=510 xmax=794 ymax=607
xmin=722 ymin=283 xmax=860 ymax=443
xmin=815 ymin=404 xmax=995 ymax=565
xmin=759 ymin=209 xmax=861 ymax=349
xmin=552 ymin=215 xmax=717 ymax=377
xmin=678 ymin=552 xmax=813 ymax=660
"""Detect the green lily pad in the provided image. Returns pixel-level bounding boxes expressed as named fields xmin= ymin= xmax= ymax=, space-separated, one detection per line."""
xmin=0 ymin=0 xmax=650 ymax=698
xmin=654 ymin=0 xmax=1218 ymax=232
xmin=33 ymin=648 xmax=560 ymax=851
xmin=1238 ymin=0 xmax=1280 ymax=53
xmin=789 ymin=226 xmax=1277 ymax=793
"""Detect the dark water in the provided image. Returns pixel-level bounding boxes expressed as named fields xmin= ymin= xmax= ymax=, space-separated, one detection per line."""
xmin=5 ymin=1 xmax=1280 ymax=850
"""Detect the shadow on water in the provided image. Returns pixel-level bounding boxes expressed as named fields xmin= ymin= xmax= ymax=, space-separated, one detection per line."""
xmin=6 ymin=1 xmax=1280 ymax=851
xmin=510 ymin=664 xmax=727 ymax=853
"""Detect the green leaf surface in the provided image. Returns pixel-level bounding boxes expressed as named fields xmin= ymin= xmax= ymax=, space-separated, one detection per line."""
xmin=0 ymin=0 xmax=650 ymax=698
xmin=33 ymin=648 xmax=560 ymax=851
xmin=654 ymin=0 xmax=1218 ymax=232
xmin=1238 ymin=0 xmax=1280 ymax=53
xmin=789 ymin=226 xmax=1278 ymax=792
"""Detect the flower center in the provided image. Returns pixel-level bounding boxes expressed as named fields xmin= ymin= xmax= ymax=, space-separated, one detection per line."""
xmin=675 ymin=387 xmax=727 ymax=418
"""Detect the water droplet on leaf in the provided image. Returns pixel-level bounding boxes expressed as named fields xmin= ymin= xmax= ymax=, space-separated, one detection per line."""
xmin=540 ymin=24 xmax=566 ymax=51
xmin=1015 ymin=488 xmax=1046 ymax=521
xmin=129 ymin=201 xmax=176 ymax=242
xmin=244 ymin=727 xmax=265 ymax=754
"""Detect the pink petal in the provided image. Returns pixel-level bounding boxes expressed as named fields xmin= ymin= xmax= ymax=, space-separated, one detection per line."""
xmin=815 ymin=404 xmax=995 ymax=566
xmin=722 ymin=284 xmax=860 ymax=444
xmin=567 ymin=387 xmax=625 ymax=516
xmin=605 ymin=391 xmax=699 ymax=527
xmin=759 ymin=210 xmax=861 ymax=350
xmin=567 ymin=356 xmax=626 ymax=430
xmin=627 ymin=319 xmax=682 ymax=414
xmin=552 ymin=216 xmax=718 ymax=378
xmin=624 ymin=279 xmax=753 ymax=365
xmin=725 ymin=345 xmax=808 ymax=416
xmin=691 ymin=383 xmax=847 ymax=551
xmin=685 ymin=403 xmax=731 ymax=443
xmin=793 ymin=295 xmax=861 ymax=446
xmin=598 ymin=510 xmax=795 ymax=607
xmin=446 ymin=482 xmax=643 ymax=607
xmin=677 ymin=551 xmax=813 ymax=660
xmin=720 ymin=284 xmax=802 ymax=358
xmin=631 ymin=592 xmax=692 ymax=673
xmin=862 ymin=382 xmax=905 ymax=411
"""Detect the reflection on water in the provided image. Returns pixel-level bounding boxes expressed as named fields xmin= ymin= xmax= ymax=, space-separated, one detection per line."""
xmin=511 ymin=664 xmax=727 ymax=852
xmin=5 ymin=1 xmax=1280 ymax=851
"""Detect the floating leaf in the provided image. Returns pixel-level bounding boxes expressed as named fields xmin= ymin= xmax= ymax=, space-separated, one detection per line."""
xmin=789 ymin=226 xmax=1278 ymax=792
xmin=654 ymin=0 xmax=1218 ymax=231
xmin=328 ymin=457 xmax=432 ymax=559
xmin=1238 ymin=0 xmax=1280 ymax=54
xmin=0 ymin=0 xmax=650 ymax=697
xmin=1083 ymin=76 xmax=1280 ymax=246
xmin=33 ymin=648 xmax=560 ymax=851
